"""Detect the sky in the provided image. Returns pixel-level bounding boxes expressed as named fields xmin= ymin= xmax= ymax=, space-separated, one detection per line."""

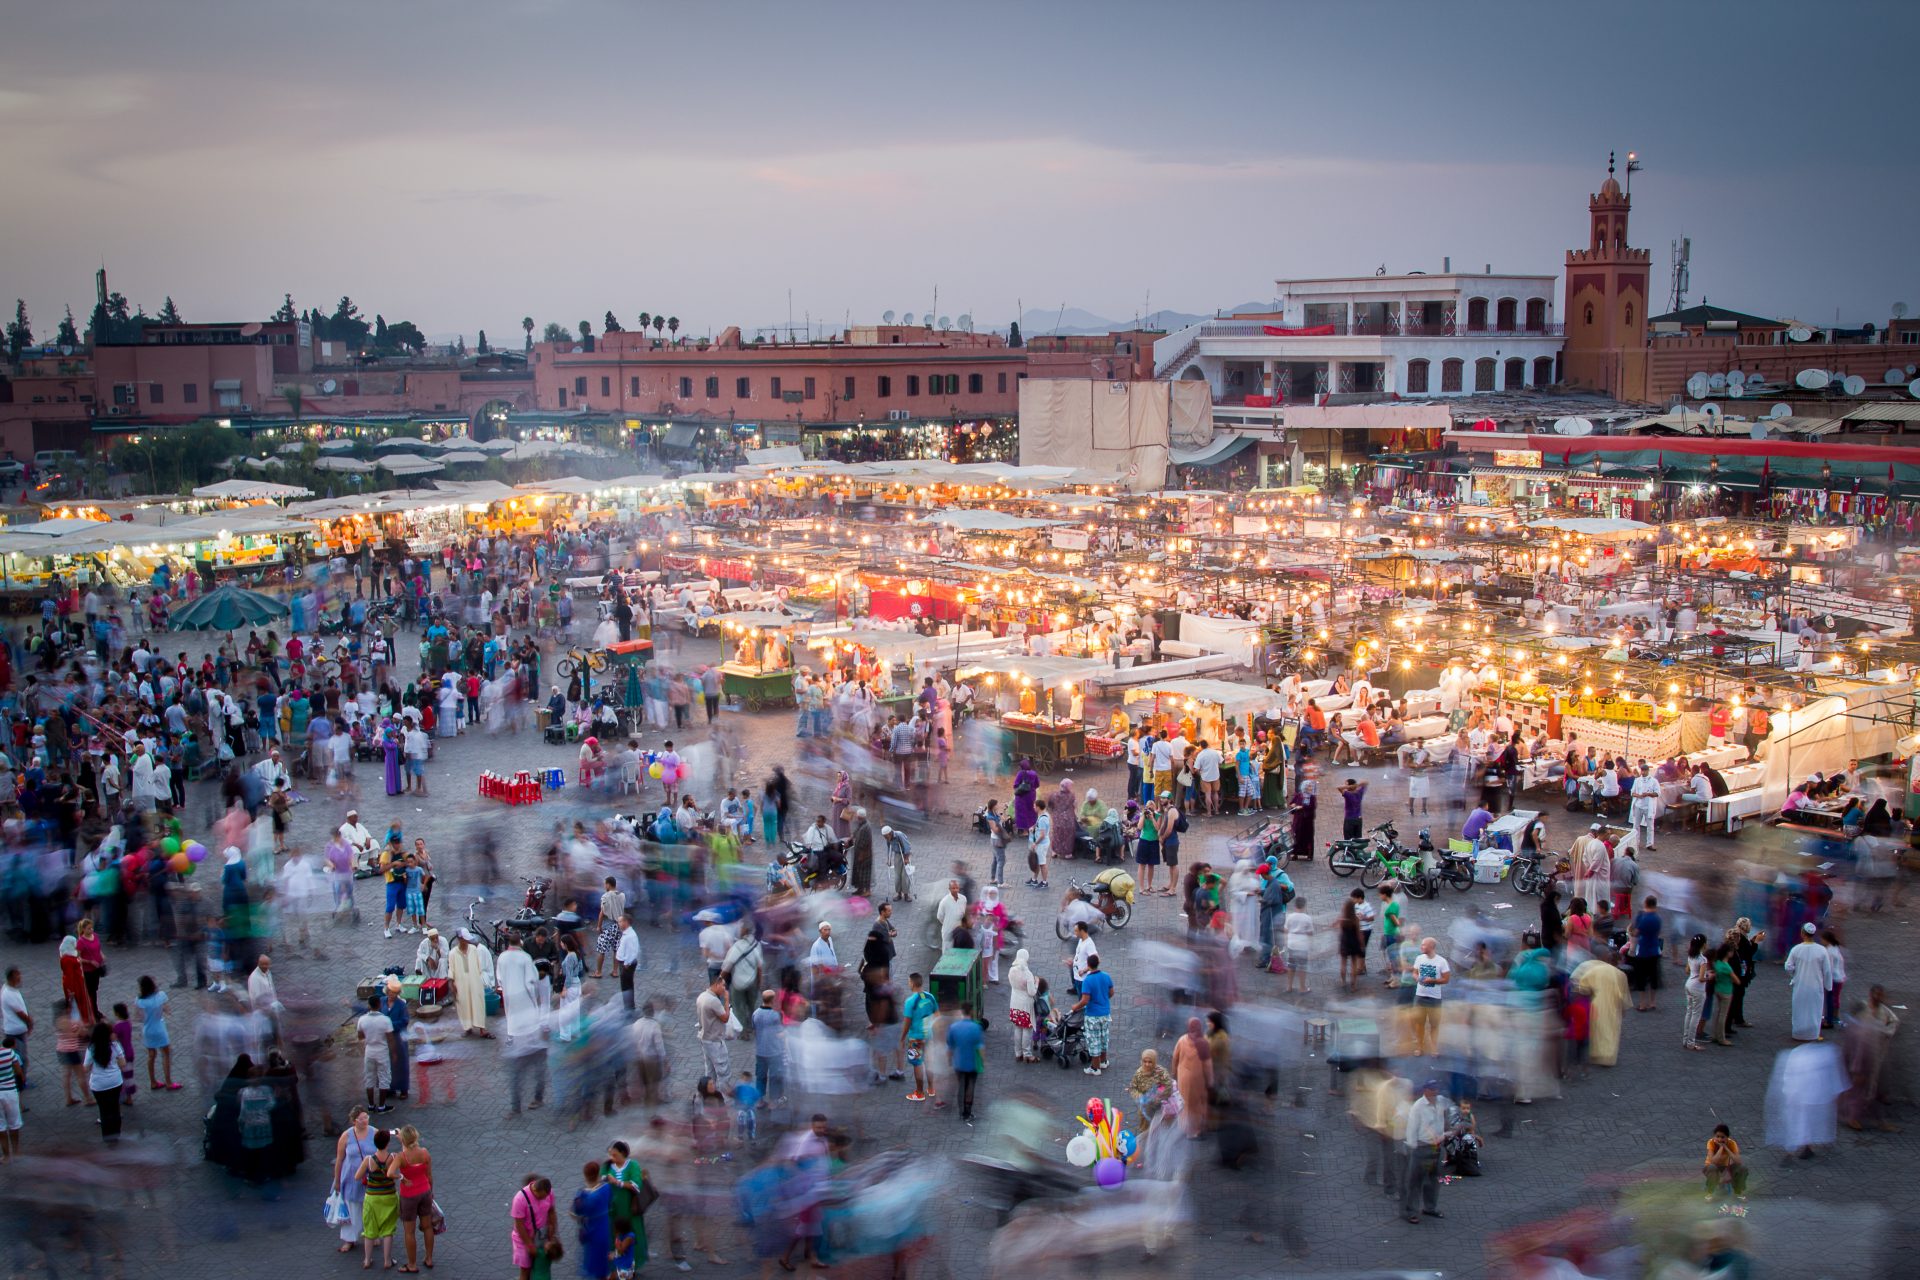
xmin=3 ymin=0 xmax=1917 ymax=344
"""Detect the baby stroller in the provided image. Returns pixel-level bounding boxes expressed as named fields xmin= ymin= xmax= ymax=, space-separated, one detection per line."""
xmin=1038 ymin=1008 xmax=1091 ymax=1070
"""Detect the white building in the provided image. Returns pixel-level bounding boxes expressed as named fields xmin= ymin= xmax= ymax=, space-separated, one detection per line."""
xmin=1155 ymin=271 xmax=1565 ymax=401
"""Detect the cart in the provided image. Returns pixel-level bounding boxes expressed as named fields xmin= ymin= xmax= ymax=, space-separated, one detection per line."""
xmin=721 ymin=662 xmax=796 ymax=711
xmin=602 ymin=637 xmax=654 ymax=724
xmin=1004 ymin=719 xmax=1088 ymax=771
xmin=927 ymin=946 xmax=986 ymax=1026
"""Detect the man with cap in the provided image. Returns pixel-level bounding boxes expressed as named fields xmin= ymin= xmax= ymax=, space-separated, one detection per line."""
xmin=1401 ymin=1078 xmax=1447 ymax=1223
xmin=1784 ymin=922 xmax=1833 ymax=1041
xmin=1570 ymin=822 xmax=1612 ymax=909
xmin=884 ymin=825 xmax=914 ymax=902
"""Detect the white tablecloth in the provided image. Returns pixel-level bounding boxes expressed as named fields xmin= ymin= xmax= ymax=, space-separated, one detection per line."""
xmin=1686 ymin=744 xmax=1749 ymax=770
xmin=1301 ymin=679 xmax=1335 ymax=699
xmin=1403 ymin=715 xmax=1449 ymax=740
xmin=1313 ymin=694 xmax=1353 ymax=712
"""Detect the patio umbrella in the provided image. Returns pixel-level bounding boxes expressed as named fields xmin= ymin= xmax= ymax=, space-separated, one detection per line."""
xmin=169 ymin=584 xmax=291 ymax=631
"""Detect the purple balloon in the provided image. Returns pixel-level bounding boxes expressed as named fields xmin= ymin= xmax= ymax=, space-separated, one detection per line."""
xmin=1094 ymin=1156 xmax=1126 ymax=1188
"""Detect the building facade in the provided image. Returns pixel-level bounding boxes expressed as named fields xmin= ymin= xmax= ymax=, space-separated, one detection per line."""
xmin=1560 ymin=162 xmax=1652 ymax=402
xmin=1154 ymin=271 xmax=1563 ymax=401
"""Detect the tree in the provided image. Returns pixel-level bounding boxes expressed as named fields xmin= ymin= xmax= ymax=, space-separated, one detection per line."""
xmin=577 ymin=320 xmax=592 ymax=341
xmin=330 ymin=296 xmax=370 ymax=350
xmin=1007 ymin=321 xmax=1023 ymax=348
xmin=273 ymin=293 xmax=298 ymax=322
xmin=522 ymin=316 xmax=534 ymax=352
xmin=157 ymin=296 xmax=182 ymax=325
xmin=384 ymin=320 xmax=427 ymax=354
xmin=541 ymin=322 xmax=569 ymax=343
xmin=373 ymin=314 xmax=389 ymax=349
xmin=106 ymin=292 xmax=131 ymax=325
xmin=5 ymin=300 xmax=30 ymax=360
xmin=477 ymin=329 xmax=490 ymax=355
xmin=638 ymin=311 xmax=652 ymax=334
xmin=667 ymin=316 xmax=679 ymax=340
xmin=603 ymin=311 xmax=623 ymax=333
xmin=652 ymin=315 xmax=665 ymax=338
xmin=56 ymin=306 xmax=80 ymax=349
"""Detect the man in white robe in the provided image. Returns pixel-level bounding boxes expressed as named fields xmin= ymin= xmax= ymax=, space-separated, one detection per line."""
xmin=1569 ymin=824 xmax=1611 ymax=909
xmin=1783 ymin=922 xmax=1832 ymax=1041
xmin=1765 ymin=1040 xmax=1847 ymax=1157
xmin=495 ymin=935 xmax=547 ymax=1042
xmin=448 ymin=930 xmax=495 ymax=1035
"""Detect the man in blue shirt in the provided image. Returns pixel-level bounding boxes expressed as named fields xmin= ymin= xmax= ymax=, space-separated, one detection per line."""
xmin=900 ymin=972 xmax=939 ymax=1103
xmin=946 ymin=1002 xmax=985 ymax=1122
xmin=1071 ymin=955 xmax=1115 ymax=1075
xmin=1629 ymin=895 xmax=1664 ymax=1013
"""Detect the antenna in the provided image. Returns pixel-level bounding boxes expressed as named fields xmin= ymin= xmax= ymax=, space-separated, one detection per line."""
xmin=1668 ymin=237 xmax=1691 ymax=313
xmin=1053 ymin=302 xmax=1066 ymax=334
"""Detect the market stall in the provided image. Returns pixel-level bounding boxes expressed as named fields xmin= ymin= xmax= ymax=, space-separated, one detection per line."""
xmin=1120 ymin=677 xmax=1281 ymax=754
xmin=954 ymin=654 xmax=1111 ymax=769
xmin=717 ymin=610 xmax=807 ymax=710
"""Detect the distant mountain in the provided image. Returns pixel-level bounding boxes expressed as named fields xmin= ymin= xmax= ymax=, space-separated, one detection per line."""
xmin=1013 ymin=301 xmax=1277 ymax=336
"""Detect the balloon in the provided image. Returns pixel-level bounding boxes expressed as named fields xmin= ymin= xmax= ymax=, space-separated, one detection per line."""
xmin=162 ymin=837 xmax=181 ymax=855
xmin=1117 ymin=1130 xmax=1137 ymax=1158
xmin=187 ymin=844 xmax=207 ymax=863
xmin=170 ymin=853 xmax=190 ymax=873
xmin=1064 ymin=1134 xmax=1097 ymax=1168
xmin=1094 ymin=1157 xmax=1126 ymax=1188
xmin=1085 ymin=1097 xmax=1105 ymax=1123
xmin=649 ymin=763 xmax=664 ymax=780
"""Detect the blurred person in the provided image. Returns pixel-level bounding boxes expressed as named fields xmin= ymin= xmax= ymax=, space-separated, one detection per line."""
xmin=1765 ymin=1039 xmax=1847 ymax=1160
xmin=1627 ymin=894 xmax=1664 ymax=1013
xmin=1568 ymin=948 xmax=1628 ymax=1067
xmin=631 ymin=1000 xmax=669 ymax=1108
xmin=1401 ymin=1078 xmax=1446 ymax=1224
xmin=1784 ymin=922 xmax=1832 ymax=1041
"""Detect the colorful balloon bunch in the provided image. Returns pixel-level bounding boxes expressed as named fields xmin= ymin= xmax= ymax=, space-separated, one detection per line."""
xmin=1064 ymin=1096 xmax=1136 ymax=1188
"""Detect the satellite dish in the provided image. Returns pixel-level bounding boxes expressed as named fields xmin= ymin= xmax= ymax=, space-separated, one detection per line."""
xmin=938 ymin=316 xmax=951 ymax=330
xmin=1795 ymin=369 xmax=1831 ymax=390
xmin=1843 ymin=374 xmax=1867 ymax=396
xmin=882 ymin=310 xmax=895 ymax=324
xmin=319 ymin=378 xmax=338 ymax=394
xmin=1727 ymin=371 xmax=1746 ymax=393
xmin=1552 ymin=416 xmax=1594 ymax=437
xmin=1907 ymin=364 xmax=1916 ymax=375
xmin=1685 ymin=373 xmax=1710 ymax=398
xmin=1769 ymin=403 xmax=1792 ymax=420
xmin=1750 ymin=421 xmax=1770 ymax=440
xmin=1708 ymin=372 xmax=1727 ymax=391
xmin=1888 ymin=368 xmax=1908 ymax=385
xmin=1910 ymin=379 xmax=1920 ymax=400
xmin=58 ymin=344 xmax=73 ymax=357
xmin=1788 ymin=326 xmax=1813 ymax=342
xmin=240 ymin=321 xmax=263 ymax=337
xmin=1701 ymin=402 xmax=1722 ymax=417
xmin=957 ymin=314 xmax=972 ymax=331
xmin=1894 ymin=303 xmax=1910 ymax=320
xmin=903 ymin=313 xmax=916 ymax=325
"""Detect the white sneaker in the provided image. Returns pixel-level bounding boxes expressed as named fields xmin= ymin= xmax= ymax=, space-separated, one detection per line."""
xmin=384 ymin=929 xmax=392 ymax=938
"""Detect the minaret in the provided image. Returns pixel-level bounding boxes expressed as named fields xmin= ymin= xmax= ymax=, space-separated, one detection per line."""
xmin=1562 ymin=152 xmax=1652 ymax=401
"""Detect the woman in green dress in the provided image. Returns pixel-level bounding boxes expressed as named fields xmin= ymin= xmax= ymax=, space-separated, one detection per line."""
xmin=356 ymin=1127 xmax=401 ymax=1271
xmin=1260 ymin=731 xmax=1289 ymax=810
xmin=602 ymin=1139 xmax=647 ymax=1273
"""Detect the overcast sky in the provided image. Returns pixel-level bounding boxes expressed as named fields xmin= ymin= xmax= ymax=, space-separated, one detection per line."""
xmin=3 ymin=0 xmax=1915 ymax=343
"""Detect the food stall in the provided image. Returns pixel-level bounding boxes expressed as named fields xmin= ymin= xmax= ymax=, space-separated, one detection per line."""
xmin=954 ymin=654 xmax=1111 ymax=770
xmin=1120 ymin=677 xmax=1281 ymax=754
xmin=717 ymin=610 xmax=806 ymax=710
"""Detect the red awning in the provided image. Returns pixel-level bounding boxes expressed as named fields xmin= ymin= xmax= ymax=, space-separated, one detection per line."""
xmin=1263 ymin=324 xmax=1337 ymax=336
xmin=1524 ymin=435 xmax=1920 ymax=464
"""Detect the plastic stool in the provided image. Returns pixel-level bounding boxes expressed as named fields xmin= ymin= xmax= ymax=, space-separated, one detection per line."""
xmin=1304 ymin=1017 xmax=1330 ymax=1048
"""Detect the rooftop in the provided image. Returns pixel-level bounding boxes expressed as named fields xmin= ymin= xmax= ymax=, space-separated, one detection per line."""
xmin=1649 ymin=303 xmax=1784 ymax=329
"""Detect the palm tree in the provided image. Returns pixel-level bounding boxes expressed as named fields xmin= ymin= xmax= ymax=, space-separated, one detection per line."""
xmin=522 ymin=316 xmax=534 ymax=352
xmin=638 ymin=311 xmax=652 ymax=334
xmin=667 ymin=316 xmax=679 ymax=342
xmin=652 ymin=315 xmax=665 ymax=338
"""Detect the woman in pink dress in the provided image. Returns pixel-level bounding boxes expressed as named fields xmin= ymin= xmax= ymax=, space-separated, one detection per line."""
xmin=511 ymin=1174 xmax=556 ymax=1280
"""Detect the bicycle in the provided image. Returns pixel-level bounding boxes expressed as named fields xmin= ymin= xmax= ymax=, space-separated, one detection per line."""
xmin=554 ymin=647 xmax=609 ymax=679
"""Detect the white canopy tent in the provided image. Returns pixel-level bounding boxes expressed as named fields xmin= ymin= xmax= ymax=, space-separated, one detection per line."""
xmin=191 ymin=478 xmax=314 ymax=501
xmin=954 ymin=654 xmax=1111 ymax=690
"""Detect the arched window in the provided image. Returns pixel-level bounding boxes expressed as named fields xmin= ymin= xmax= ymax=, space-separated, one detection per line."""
xmin=1474 ymin=358 xmax=1497 ymax=392
xmin=1504 ymin=357 xmax=1526 ymax=389
xmin=1466 ymin=297 xmax=1489 ymax=333
xmin=1524 ymin=298 xmax=1547 ymax=332
xmin=1624 ymin=302 xmax=1634 ymax=327
xmin=1584 ymin=303 xmax=1595 ymax=326
xmin=1405 ymin=359 xmax=1430 ymax=394
xmin=1533 ymin=356 xmax=1556 ymax=388
xmin=1440 ymin=359 xmax=1464 ymax=393
xmin=1496 ymin=298 xmax=1518 ymax=332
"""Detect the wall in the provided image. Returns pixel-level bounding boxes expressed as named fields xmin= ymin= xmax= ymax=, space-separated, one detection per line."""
xmin=90 ymin=343 xmax=275 ymax=421
xmin=1646 ymin=334 xmax=1920 ymax=402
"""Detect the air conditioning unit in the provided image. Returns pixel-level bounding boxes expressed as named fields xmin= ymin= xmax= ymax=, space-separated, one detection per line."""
xmin=105 ymin=406 xmax=127 ymax=416
xmin=887 ymin=409 xmax=910 ymax=421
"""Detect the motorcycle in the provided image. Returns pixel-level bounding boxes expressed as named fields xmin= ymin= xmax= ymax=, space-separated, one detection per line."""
xmin=1053 ymin=877 xmax=1133 ymax=939
xmin=781 ymin=839 xmax=847 ymax=891
xmin=1328 ymin=819 xmax=1402 ymax=879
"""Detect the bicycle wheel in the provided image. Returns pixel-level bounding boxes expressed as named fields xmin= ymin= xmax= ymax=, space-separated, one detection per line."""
xmin=1108 ymin=898 xmax=1132 ymax=930
xmin=1359 ymin=859 xmax=1386 ymax=889
xmin=555 ymin=657 xmax=578 ymax=678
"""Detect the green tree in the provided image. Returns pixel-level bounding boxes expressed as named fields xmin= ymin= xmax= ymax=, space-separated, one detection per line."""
xmin=5 ymin=300 xmax=30 ymax=360
xmin=652 ymin=315 xmax=665 ymax=338
xmin=638 ymin=311 xmax=652 ymax=334
xmin=1007 ymin=320 xmax=1023 ymax=348
xmin=667 ymin=316 xmax=679 ymax=341
xmin=522 ymin=316 xmax=534 ymax=351
xmin=541 ymin=322 xmax=568 ymax=343
xmin=603 ymin=311 xmax=623 ymax=333
xmin=374 ymin=314 xmax=389 ymax=348
xmin=273 ymin=293 xmax=298 ymax=322
xmin=476 ymin=329 xmax=490 ymax=355
xmin=577 ymin=320 xmax=592 ymax=341
xmin=330 ymin=296 xmax=370 ymax=350
xmin=384 ymin=320 xmax=426 ymax=354
xmin=56 ymin=306 xmax=80 ymax=349
xmin=107 ymin=292 xmax=131 ymax=325
xmin=157 ymin=296 xmax=182 ymax=325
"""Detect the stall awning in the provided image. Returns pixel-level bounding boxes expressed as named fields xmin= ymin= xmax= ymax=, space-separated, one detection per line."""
xmin=211 ymin=379 xmax=242 ymax=391
xmin=1120 ymin=677 xmax=1280 ymax=718
xmin=1469 ymin=466 xmax=1565 ymax=481
xmin=661 ymin=422 xmax=701 ymax=450
xmin=954 ymin=654 xmax=1112 ymax=690
xmin=1168 ymin=434 xmax=1256 ymax=468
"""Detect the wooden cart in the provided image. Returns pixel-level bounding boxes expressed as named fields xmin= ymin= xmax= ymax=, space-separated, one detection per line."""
xmin=928 ymin=946 xmax=986 ymax=1027
xmin=721 ymin=662 xmax=796 ymax=711
xmin=1005 ymin=720 xmax=1088 ymax=771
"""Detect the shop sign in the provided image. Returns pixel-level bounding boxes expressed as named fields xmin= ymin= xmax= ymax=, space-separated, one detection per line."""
xmin=762 ymin=424 xmax=802 ymax=443
xmin=1564 ymin=696 xmax=1655 ymax=724
xmin=1493 ymin=450 xmax=1542 ymax=468
xmin=1049 ymin=529 xmax=1090 ymax=552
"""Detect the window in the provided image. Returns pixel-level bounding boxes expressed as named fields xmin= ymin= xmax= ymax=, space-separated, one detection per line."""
xmin=150 ymin=384 xmax=165 ymax=405
xmin=679 ymin=377 xmax=692 ymax=398
xmin=573 ymin=376 xmax=587 ymax=395
xmin=705 ymin=376 xmax=720 ymax=399
xmin=770 ymin=376 xmax=782 ymax=398
xmin=557 ymin=388 xmax=567 ymax=407
xmin=629 ymin=376 xmax=639 ymax=396
xmin=1533 ymin=356 xmax=1556 ymax=387
xmin=997 ymin=372 xmax=1007 ymax=393
xmin=1624 ymin=302 xmax=1634 ymax=327
xmin=735 ymin=376 xmax=750 ymax=398
xmin=878 ymin=375 xmax=892 ymax=397
xmin=600 ymin=376 xmax=610 ymax=397
xmin=1584 ymin=303 xmax=1595 ymax=326
xmin=945 ymin=373 xmax=961 ymax=395
xmin=967 ymin=373 xmax=983 ymax=394
xmin=1440 ymin=359 xmax=1463 ymax=393
xmin=183 ymin=383 xmax=198 ymax=404
xmin=113 ymin=383 xmax=135 ymax=406
xmin=844 ymin=376 xmax=855 ymax=400
xmin=1466 ymin=298 xmax=1489 ymax=332
xmin=1474 ymin=357 xmax=1496 ymax=392
xmin=1504 ymin=357 xmax=1526 ymax=389
xmin=1495 ymin=298 xmax=1517 ymax=331
xmin=907 ymin=375 xmax=920 ymax=397
xmin=1405 ymin=359 xmax=1430 ymax=394
xmin=1525 ymin=298 xmax=1547 ymax=332
xmin=804 ymin=376 xmax=816 ymax=400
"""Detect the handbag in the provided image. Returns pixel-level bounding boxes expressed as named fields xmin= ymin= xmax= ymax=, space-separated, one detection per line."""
xmin=324 ymin=1190 xmax=351 ymax=1226
xmin=633 ymin=1173 xmax=660 ymax=1216
xmin=543 ymin=1237 xmax=565 ymax=1262
xmin=429 ymin=1199 xmax=447 ymax=1235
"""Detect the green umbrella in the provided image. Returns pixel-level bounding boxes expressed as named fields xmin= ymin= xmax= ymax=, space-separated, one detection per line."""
xmin=169 ymin=583 xmax=291 ymax=631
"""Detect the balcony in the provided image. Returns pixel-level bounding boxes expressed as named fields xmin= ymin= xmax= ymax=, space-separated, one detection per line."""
xmin=1200 ymin=319 xmax=1562 ymax=339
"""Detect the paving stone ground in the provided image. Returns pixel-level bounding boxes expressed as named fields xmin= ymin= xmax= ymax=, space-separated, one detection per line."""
xmin=1 ymin=626 xmax=1911 ymax=1279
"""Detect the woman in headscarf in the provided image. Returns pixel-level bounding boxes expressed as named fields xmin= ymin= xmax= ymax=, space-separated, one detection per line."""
xmin=436 ymin=675 xmax=460 ymax=738
xmin=1078 ymin=787 xmax=1109 ymax=833
xmin=1128 ymin=1047 xmax=1174 ymax=1119
xmin=1260 ymin=732 xmax=1288 ymax=810
xmin=977 ymin=883 xmax=1010 ymax=982
xmin=1289 ymin=777 xmax=1318 ymax=859
xmin=382 ymin=719 xmax=403 ymax=797
xmin=1006 ymin=948 xmax=1039 ymax=1062
xmin=1048 ymin=779 xmax=1077 ymax=862
xmin=59 ymin=934 xmax=95 ymax=1024
xmin=1170 ymin=1016 xmax=1213 ymax=1136
xmin=1011 ymin=758 xmax=1040 ymax=834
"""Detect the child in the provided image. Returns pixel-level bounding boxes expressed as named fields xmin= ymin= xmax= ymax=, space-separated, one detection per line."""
xmin=110 ymin=1003 xmax=138 ymax=1105
xmin=268 ymin=782 xmax=292 ymax=852
xmin=404 ymin=855 xmax=428 ymax=932
xmin=732 ymin=1069 xmax=761 ymax=1142
xmin=407 ymin=1016 xmax=452 ymax=1105
xmin=1704 ymin=1124 xmax=1747 ymax=1200
xmin=611 ymin=1226 xmax=636 ymax=1280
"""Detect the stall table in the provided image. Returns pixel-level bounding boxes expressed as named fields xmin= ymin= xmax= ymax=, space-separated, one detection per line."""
xmin=722 ymin=662 xmax=796 ymax=711
xmin=1481 ymin=808 xmax=1542 ymax=849
xmin=1001 ymin=714 xmax=1088 ymax=771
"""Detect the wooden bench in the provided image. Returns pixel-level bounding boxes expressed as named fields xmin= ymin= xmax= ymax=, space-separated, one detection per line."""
xmin=1706 ymin=787 xmax=1766 ymax=834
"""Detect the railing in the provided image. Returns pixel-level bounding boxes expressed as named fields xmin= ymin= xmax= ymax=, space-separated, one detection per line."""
xmin=1199 ymin=319 xmax=1562 ymax=339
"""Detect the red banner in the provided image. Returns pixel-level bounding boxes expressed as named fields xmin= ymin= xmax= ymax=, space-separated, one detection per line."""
xmin=1263 ymin=324 xmax=1336 ymax=336
xmin=1244 ymin=394 xmax=1275 ymax=407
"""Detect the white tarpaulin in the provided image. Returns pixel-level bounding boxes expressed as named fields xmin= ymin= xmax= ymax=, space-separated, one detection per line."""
xmin=191 ymin=478 xmax=313 ymax=500
xmin=1049 ymin=529 xmax=1091 ymax=551
xmin=1122 ymin=677 xmax=1279 ymax=717
xmin=1018 ymin=379 xmax=1208 ymax=493
xmin=1177 ymin=613 xmax=1262 ymax=655
xmin=1526 ymin=517 xmax=1653 ymax=541
xmin=1757 ymin=681 xmax=1909 ymax=809
xmin=1281 ymin=403 xmax=1452 ymax=432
